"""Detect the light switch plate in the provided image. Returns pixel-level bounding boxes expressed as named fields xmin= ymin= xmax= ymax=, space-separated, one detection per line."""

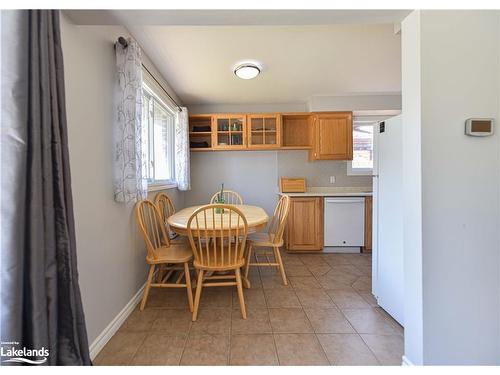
xmin=330 ymin=176 xmax=336 ymax=184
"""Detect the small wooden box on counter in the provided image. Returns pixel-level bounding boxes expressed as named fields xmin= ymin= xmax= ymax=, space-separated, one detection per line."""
xmin=280 ymin=177 xmax=306 ymax=193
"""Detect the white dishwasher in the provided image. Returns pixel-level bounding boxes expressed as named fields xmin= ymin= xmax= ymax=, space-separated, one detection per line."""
xmin=324 ymin=197 xmax=365 ymax=252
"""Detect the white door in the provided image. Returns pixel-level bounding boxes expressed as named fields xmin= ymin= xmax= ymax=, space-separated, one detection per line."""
xmin=373 ymin=115 xmax=404 ymax=325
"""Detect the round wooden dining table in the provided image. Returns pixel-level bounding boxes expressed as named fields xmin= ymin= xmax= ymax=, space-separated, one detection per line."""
xmin=167 ymin=204 xmax=269 ymax=289
xmin=167 ymin=204 xmax=269 ymax=236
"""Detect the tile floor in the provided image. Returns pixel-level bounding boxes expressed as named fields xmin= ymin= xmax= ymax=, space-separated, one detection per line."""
xmin=94 ymin=252 xmax=404 ymax=366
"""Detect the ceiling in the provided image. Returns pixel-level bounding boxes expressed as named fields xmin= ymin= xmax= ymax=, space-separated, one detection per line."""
xmin=65 ymin=10 xmax=407 ymax=106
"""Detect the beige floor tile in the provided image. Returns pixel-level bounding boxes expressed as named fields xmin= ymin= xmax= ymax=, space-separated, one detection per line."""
xmin=261 ymin=274 xmax=290 ymax=289
xmin=359 ymin=292 xmax=379 ymax=307
xmin=232 ymin=288 xmax=267 ymax=309
xmin=374 ymin=307 xmax=404 ymax=336
xmin=94 ymin=331 xmax=147 ymax=365
xmin=289 ymin=276 xmax=322 ymax=289
xmin=151 ymin=309 xmax=192 ymax=334
xmin=231 ymin=308 xmax=272 ymax=334
xmin=326 ymin=288 xmax=371 ymax=309
xmin=347 ymin=255 xmax=372 ymax=268
xmin=121 ymin=308 xmax=158 ymax=332
xmin=329 ymin=265 xmax=364 ymax=277
xmin=264 ymin=289 xmax=301 ymax=308
xmin=274 ymin=334 xmax=329 ymax=365
xmin=317 ymin=333 xmax=379 ymax=365
xmin=146 ymin=288 xmax=190 ymax=309
xmin=306 ymin=263 xmax=332 ymax=277
xmin=361 ymin=334 xmax=404 ymax=365
xmin=268 ymin=308 xmax=313 ymax=333
xmin=317 ymin=271 xmax=359 ymax=289
xmin=180 ymin=335 xmax=229 ymax=365
xmin=295 ymin=288 xmax=336 ymax=308
xmin=304 ymin=308 xmax=355 ymax=334
xmin=190 ymin=308 xmax=232 ymax=335
xmin=299 ymin=255 xmax=330 ymax=267
xmin=352 ymin=276 xmax=372 ymax=292
xmin=355 ymin=265 xmax=372 ymax=276
xmin=285 ymin=264 xmax=313 ymax=277
xmin=229 ymin=334 xmax=278 ymax=365
xmin=323 ymin=254 xmax=353 ymax=266
xmin=342 ymin=308 xmax=400 ymax=335
xmin=281 ymin=256 xmax=306 ymax=267
xmin=199 ymin=287 xmax=233 ymax=308
xmin=131 ymin=333 xmax=186 ymax=365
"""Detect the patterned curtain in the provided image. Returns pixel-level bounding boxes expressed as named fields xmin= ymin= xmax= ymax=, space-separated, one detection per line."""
xmin=113 ymin=38 xmax=147 ymax=203
xmin=175 ymin=107 xmax=191 ymax=191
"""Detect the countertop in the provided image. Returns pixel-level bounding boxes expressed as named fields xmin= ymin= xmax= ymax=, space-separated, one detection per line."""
xmin=278 ymin=186 xmax=372 ymax=197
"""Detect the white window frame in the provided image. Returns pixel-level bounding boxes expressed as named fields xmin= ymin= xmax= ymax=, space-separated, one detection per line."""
xmin=347 ymin=122 xmax=374 ymax=176
xmin=142 ymin=80 xmax=177 ymax=190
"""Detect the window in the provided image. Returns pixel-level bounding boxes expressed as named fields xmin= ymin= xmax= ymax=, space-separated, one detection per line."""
xmin=142 ymin=84 xmax=176 ymax=187
xmin=348 ymin=123 xmax=374 ymax=175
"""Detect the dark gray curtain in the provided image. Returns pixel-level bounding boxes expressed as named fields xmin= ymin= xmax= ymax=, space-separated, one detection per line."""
xmin=1 ymin=10 xmax=91 ymax=365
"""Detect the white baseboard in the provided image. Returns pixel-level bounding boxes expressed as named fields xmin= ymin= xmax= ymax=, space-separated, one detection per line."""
xmin=402 ymin=355 xmax=414 ymax=366
xmin=88 ymin=282 xmax=146 ymax=361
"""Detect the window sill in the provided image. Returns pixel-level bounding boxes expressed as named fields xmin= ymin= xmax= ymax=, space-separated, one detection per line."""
xmin=148 ymin=183 xmax=178 ymax=192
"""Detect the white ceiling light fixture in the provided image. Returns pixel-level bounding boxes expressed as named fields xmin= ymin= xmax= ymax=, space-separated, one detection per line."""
xmin=233 ymin=62 xmax=261 ymax=80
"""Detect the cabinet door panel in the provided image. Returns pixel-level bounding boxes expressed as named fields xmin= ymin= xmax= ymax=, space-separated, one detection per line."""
xmin=311 ymin=112 xmax=353 ymax=160
xmin=286 ymin=197 xmax=323 ymax=251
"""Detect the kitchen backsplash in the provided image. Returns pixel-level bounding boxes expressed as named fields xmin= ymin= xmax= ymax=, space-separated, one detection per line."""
xmin=277 ymin=150 xmax=373 ymax=187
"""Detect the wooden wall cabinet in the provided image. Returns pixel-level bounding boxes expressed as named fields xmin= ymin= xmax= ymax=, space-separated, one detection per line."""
xmin=285 ymin=197 xmax=323 ymax=251
xmin=310 ymin=112 xmax=353 ymax=160
xmin=212 ymin=114 xmax=247 ymax=149
xmin=247 ymin=114 xmax=281 ymax=149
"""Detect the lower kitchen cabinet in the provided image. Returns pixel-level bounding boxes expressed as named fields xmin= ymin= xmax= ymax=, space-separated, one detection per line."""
xmin=285 ymin=197 xmax=323 ymax=251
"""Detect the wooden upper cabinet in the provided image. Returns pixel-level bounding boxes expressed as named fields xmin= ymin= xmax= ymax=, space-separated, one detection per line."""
xmin=247 ymin=114 xmax=282 ymax=149
xmin=212 ymin=114 xmax=247 ymax=149
xmin=310 ymin=112 xmax=353 ymax=160
xmin=286 ymin=197 xmax=323 ymax=251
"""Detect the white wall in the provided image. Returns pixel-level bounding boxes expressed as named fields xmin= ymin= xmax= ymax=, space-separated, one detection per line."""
xmin=60 ymin=13 xmax=184 ymax=344
xmin=401 ymin=10 xmax=424 ymax=365
xmin=402 ymin=10 xmax=500 ymax=365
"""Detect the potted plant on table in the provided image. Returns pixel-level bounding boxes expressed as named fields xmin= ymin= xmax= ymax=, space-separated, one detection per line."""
xmin=214 ymin=183 xmax=225 ymax=214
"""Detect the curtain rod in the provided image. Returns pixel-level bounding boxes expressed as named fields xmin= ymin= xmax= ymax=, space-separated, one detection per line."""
xmin=116 ymin=36 xmax=183 ymax=112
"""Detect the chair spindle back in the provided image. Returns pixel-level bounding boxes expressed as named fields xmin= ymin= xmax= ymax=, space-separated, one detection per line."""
xmin=210 ymin=190 xmax=243 ymax=205
xmin=268 ymin=195 xmax=291 ymax=245
xmin=187 ymin=204 xmax=248 ymax=269
xmin=135 ymin=199 xmax=170 ymax=259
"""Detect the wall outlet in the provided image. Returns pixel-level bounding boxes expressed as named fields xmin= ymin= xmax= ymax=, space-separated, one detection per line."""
xmin=329 ymin=176 xmax=336 ymax=184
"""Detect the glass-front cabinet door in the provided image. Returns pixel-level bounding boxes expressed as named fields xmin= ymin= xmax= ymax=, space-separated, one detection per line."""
xmin=247 ymin=114 xmax=282 ymax=149
xmin=212 ymin=114 xmax=247 ymax=149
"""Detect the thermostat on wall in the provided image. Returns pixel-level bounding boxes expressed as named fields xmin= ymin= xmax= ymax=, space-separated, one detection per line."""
xmin=465 ymin=118 xmax=494 ymax=136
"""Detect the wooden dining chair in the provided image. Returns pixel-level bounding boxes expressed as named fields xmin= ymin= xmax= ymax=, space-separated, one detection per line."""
xmin=187 ymin=204 xmax=248 ymax=321
xmin=210 ymin=190 xmax=243 ymax=205
xmin=135 ymin=199 xmax=194 ymax=312
xmin=154 ymin=192 xmax=188 ymax=245
xmin=244 ymin=195 xmax=291 ymax=286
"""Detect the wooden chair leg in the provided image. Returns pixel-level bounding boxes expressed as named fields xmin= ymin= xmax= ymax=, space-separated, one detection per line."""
xmin=140 ymin=264 xmax=155 ymax=311
xmin=235 ymin=268 xmax=247 ymax=319
xmin=244 ymin=244 xmax=253 ymax=280
xmin=184 ymin=262 xmax=194 ymax=313
xmin=156 ymin=265 xmax=164 ymax=283
xmin=273 ymin=246 xmax=288 ymax=286
xmin=192 ymin=270 xmax=204 ymax=321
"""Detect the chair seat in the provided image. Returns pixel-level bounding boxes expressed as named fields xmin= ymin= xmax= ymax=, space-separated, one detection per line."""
xmin=147 ymin=243 xmax=193 ymax=264
xmin=248 ymin=232 xmax=282 ymax=248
